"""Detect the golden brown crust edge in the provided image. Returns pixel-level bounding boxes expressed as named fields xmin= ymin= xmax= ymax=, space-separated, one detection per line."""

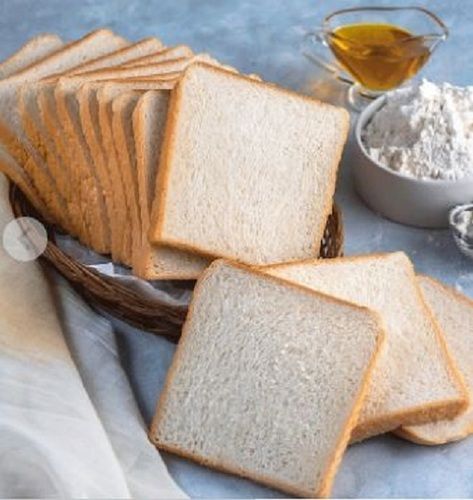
xmin=392 ymin=275 xmax=473 ymax=446
xmin=394 ymin=420 xmax=473 ymax=446
xmin=149 ymin=259 xmax=386 ymax=497
xmin=351 ymin=397 xmax=467 ymax=443
xmin=150 ymin=62 xmax=350 ymax=264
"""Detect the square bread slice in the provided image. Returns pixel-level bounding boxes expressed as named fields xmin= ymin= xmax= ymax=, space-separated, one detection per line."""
xmin=54 ymin=78 xmax=111 ymax=252
xmin=63 ymin=36 xmax=164 ymax=75
xmin=110 ymin=90 xmax=143 ymax=264
xmin=263 ymin=252 xmax=468 ymax=442
xmin=77 ymin=80 xmax=178 ymax=262
xmin=32 ymin=39 xmax=168 ymax=257
xmin=0 ymin=34 xmax=63 ymax=79
xmin=396 ymin=276 xmax=473 ymax=445
xmin=132 ymin=90 xmax=210 ymax=279
xmin=0 ymin=35 xmax=64 ymax=222
xmin=149 ymin=63 xmax=349 ymax=265
xmin=120 ymin=45 xmax=193 ymax=67
xmin=19 ymin=84 xmax=80 ymax=236
xmin=0 ymin=30 xmax=128 ymax=236
xmin=97 ymin=85 xmax=134 ymax=263
xmin=150 ymin=260 xmax=385 ymax=497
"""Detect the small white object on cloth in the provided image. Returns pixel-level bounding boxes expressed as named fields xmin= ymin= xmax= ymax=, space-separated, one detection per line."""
xmin=0 ymin=174 xmax=186 ymax=499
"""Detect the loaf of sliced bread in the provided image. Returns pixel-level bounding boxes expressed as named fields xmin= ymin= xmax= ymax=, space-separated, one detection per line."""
xmin=150 ymin=63 xmax=349 ymax=265
xmin=150 ymin=260 xmax=385 ymax=497
xmin=397 ymin=276 xmax=473 ymax=445
xmin=263 ymin=252 xmax=468 ymax=441
xmin=132 ymin=90 xmax=210 ymax=278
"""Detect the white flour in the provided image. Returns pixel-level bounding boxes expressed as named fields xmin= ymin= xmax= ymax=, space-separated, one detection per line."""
xmin=363 ymin=80 xmax=473 ymax=181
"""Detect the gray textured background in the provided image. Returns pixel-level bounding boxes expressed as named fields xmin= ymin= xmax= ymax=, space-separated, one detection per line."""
xmin=2 ymin=0 xmax=473 ymax=497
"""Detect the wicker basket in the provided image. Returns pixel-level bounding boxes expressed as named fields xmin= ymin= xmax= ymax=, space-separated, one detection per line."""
xmin=10 ymin=184 xmax=344 ymax=341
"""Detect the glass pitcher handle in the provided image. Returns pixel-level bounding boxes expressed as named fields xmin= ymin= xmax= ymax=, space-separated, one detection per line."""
xmin=301 ymin=29 xmax=354 ymax=86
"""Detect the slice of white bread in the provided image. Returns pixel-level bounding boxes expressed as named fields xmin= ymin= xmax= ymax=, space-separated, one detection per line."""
xmin=97 ymin=84 xmax=134 ymax=263
xmin=19 ymin=84 xmax=80 ymax=236
xmin=263 ymin=252 xmax=469 ymax=441
xmin=120 ymin=45 xmax=193 ymax=67
xmin=149 ymin=63 xmax=349 ymax=265
xmin=396 ymin=276 xmax=473 ymax=445
xmin=0 ymin=34 xmax=63 ymax=79
xmin=0 ymin=30 xmax=128 ymax=232
xmin=60 ymin=37 xmax=164 ymax=76
xmin=150 ymin=259 xmax=385 ymax=497
xmin=54 ymin=78 xmax=113 ymax=252
xmin=77 ymin=80 xmax=177 ymax=261
xmin=132 ymin=90 xmax=210 ymax=279
xmin=63 ymin=60 xmax=188 ymax=83
xmin=111 ymin=91 xmax=142 ymax=263
xmin=27 ymin=37 xmax=138 ymax=251
xmin=32 ymin=39 xmax=169 ymax=256
xmin=0 ymin=35 xmax=65 ymax=221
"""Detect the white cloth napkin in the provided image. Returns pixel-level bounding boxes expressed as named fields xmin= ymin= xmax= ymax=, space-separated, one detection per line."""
xmin=0 ymin=174 xmax=186 ymax=498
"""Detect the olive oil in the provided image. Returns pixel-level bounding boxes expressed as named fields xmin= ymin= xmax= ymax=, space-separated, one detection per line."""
xmin=328 ymin=23 xmax=431 ymax=91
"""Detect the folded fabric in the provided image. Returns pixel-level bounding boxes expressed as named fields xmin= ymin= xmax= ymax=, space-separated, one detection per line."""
xmin=0 ymin=173 xmax=185 ymax=498
xmin=55 ymin=275 xmax=186 ymax=498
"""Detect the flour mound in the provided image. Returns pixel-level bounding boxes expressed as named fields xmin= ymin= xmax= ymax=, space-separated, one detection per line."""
xmin=363 ymin=80 xmax=473 ymax=181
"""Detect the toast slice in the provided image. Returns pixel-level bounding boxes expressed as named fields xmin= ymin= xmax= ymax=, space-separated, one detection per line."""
xmin=0 ymin=30 xmax=128 ymax=234
xmin=263 ymin=252 xmax=468 ymax=441
xmin=397 ymin=276 xmax=473 ymax=445
xmin=0 ymin=34 xmax=63 ymax=79
xmin=132 ymin=90 xmax=210 ymax=279
xmin=150 ymin=260 xmax=385 ymax=497
xmin=149 ymin=63 xmax=349 ymax=265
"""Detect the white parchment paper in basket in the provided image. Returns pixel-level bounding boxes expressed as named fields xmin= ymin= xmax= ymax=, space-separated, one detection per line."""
xmin=55 ymin=233 xmax=194 ymax=307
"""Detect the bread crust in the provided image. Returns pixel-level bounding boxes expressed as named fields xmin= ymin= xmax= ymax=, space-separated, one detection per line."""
xmin=63 ymin=37 xmax=164 ymax=77
xmin=394 ymin=275 xmax=473 ymax=445
xmin=120 ymin=45 xmax=193 ymax=68
xmin=0 ymin=34 xmax=63 ymax=79
xmin=150 ymin=259 xmax=386 ymax=497
xmin=151 ymin=62 xmax=350 ymax=265
xmin=262 ymin=252 xmax=470 ymax=442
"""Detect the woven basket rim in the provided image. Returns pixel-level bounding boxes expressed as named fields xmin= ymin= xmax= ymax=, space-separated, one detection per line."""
xmin=9 ymin=183 xmax=343 ymax=341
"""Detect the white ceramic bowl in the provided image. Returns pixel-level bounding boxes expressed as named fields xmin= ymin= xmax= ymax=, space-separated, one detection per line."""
xmin=353 ymin=95 xmax=473 ymax=228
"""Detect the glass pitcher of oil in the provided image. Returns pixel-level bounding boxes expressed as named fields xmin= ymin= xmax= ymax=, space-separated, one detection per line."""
xmin=302 ymin=7 xmax=448 ymax=110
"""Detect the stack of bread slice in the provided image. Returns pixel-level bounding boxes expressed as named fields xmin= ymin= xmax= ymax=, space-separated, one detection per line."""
xmin=151 ymin=253 xmax=473 ymax=497
xmin=0 ymin=29 xmax=350 ymax=280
